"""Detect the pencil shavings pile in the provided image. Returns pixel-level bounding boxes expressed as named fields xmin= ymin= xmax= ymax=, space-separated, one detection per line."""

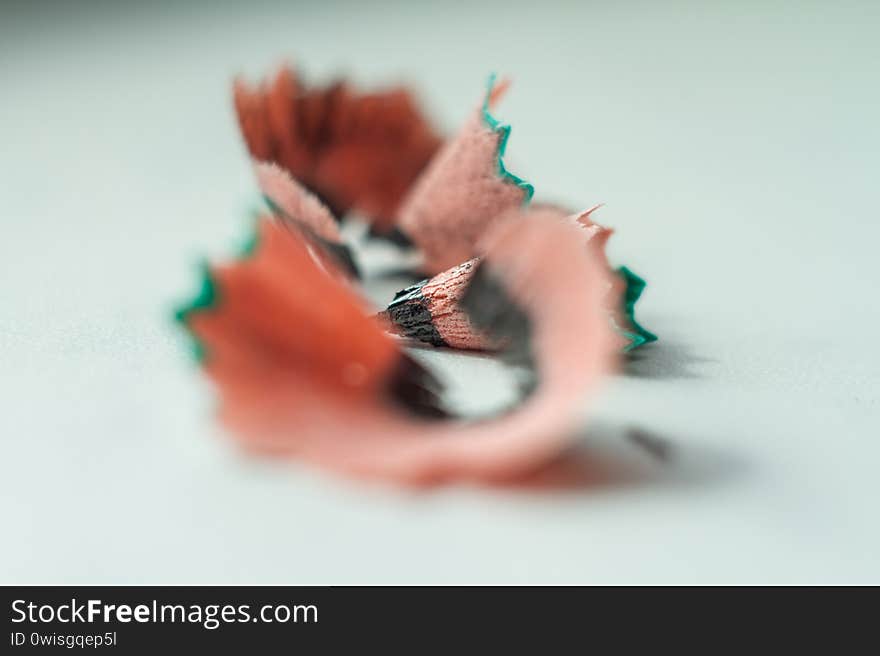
xmin=175 ymin=64 xmax=657 ymax=486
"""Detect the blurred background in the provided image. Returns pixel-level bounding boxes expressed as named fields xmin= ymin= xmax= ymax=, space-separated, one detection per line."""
xmin=1 ymin=0 xmax=878 ymax=583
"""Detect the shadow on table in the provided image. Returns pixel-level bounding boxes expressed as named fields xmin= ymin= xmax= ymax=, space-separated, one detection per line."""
xmin=491 ymin=423 xmax=745 ymax=495
xmin=624 ymin=338 xmax=715 ymax=380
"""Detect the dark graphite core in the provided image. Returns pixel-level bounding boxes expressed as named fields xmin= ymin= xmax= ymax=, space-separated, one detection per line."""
xmin=385 ymin=280 xmax=448 ymax=347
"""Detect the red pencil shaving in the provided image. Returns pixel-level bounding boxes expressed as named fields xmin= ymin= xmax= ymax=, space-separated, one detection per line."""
xmin=395 ymin=75 xmax=533 ymax=275
xmin=175 ymin=212 xmax=616 ymax=485
xmin=234 ymin=64 xmax=442 ymax=232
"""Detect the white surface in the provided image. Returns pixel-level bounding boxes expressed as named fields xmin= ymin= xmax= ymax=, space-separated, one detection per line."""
xmin=1 ymin=0 xmax=878 ymax=583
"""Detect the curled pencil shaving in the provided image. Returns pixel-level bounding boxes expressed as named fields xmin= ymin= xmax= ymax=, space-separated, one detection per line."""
xmin=383 ymin=204 xmax=654 ymax=352
xmin=255 ymin=161 xmax=341 ymax=242
xmin=253 ymin=161 xmax=360 ymax=278
xmin=396 ymin=74 xmax=533 ymax=275
xmin=234 ymin=64 xmax=442 ymax=230
xmin=564 ymin=204 xmax=656 ymax=350
xmin=176 ymin=217 xmax=446 ymax=416
xmin=175 ymin=213 xmax=615 ymax=485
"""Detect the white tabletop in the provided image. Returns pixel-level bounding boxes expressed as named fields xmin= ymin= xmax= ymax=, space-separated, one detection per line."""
xmin=2 ymin=0 xmax=878 ymax=583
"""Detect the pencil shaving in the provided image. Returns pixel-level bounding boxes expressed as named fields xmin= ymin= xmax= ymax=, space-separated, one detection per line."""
xmin=384 ymin=205 xmax=655 ymax=352
xmin=253 ymin=161 xmax=360 ymax=278
xmin=234 ymin=64 xmax=441 ymax=232
xmin=176 ymin=214 xmax=614 ymax=485
xmin=395 ymin=75 xmax=533 ymax=274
